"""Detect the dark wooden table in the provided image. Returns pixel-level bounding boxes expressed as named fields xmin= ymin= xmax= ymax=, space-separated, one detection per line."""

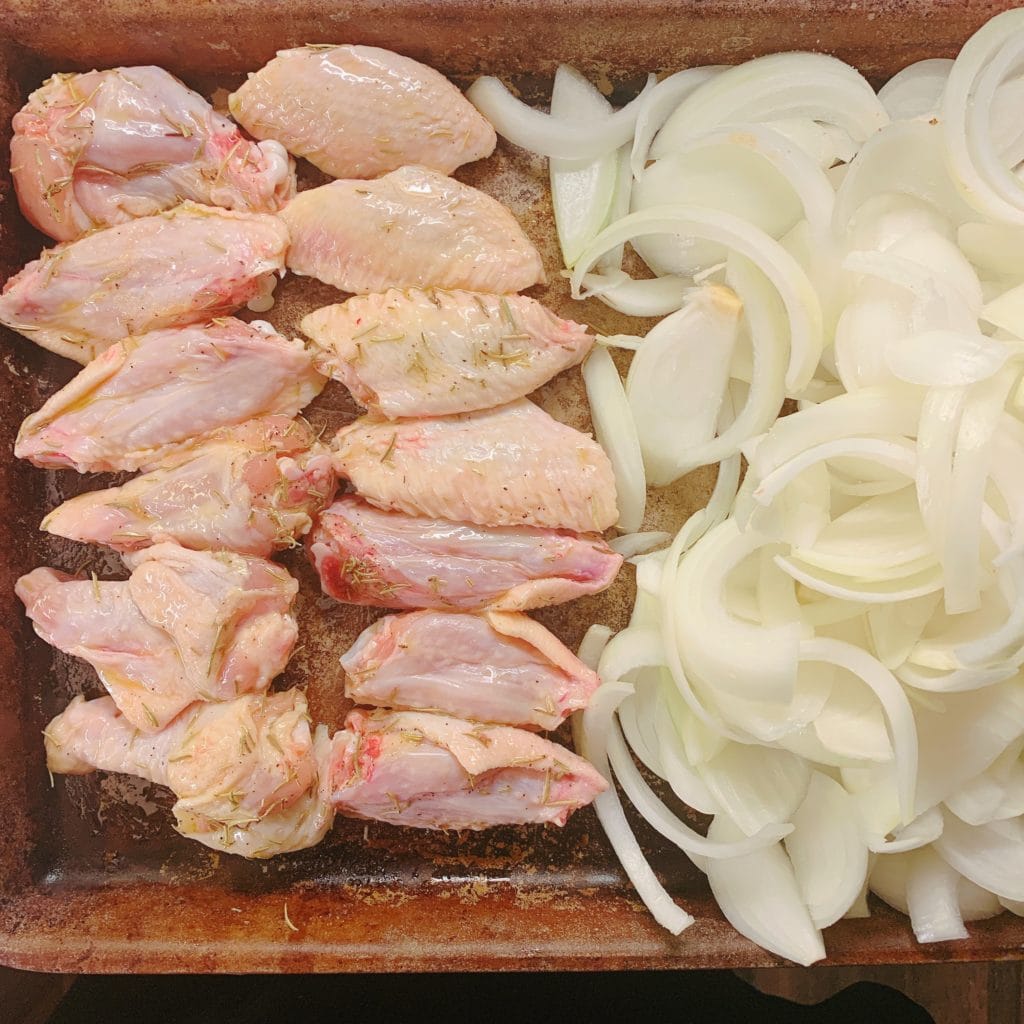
xmin=3 ymin=962 xmax=1022 ymax=1023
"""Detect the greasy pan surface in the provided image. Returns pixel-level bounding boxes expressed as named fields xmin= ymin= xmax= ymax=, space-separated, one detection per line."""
xmin=0 ymin=0 xmax=1021 ymax=974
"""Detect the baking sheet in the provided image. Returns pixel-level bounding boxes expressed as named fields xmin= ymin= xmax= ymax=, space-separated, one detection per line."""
xmin=0 ymin=0 xmax=1022 ymax=972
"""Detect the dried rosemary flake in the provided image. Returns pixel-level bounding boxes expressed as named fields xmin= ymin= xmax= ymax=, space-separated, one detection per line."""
xmin=380 ymin=432 xmax=398 ymax=465
xmin=541 ymin=770 xmax=553 ymax=805
xmin=142 ymin=703 xmax=159 ymax=728
xmin=206 ymin=623 xmax=226 ymax=676
xmin=407 ymin=349 xmax=429 ymax=380
xmin=498 ymin=296 xmax=519 ymax=333
xmin=239 ymin=726 xmax=255 ymax=756
xmin=352 ymin=321 xmax=381 ymax=340
xmin=90 ymin=571 xmax=101 ymax=601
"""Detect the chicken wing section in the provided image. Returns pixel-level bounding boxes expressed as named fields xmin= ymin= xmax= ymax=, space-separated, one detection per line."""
xmin=301 ymin=289 xmax=592 ymax=418
xmin=281 ymin=166 xmax=544 ymax=295
xmin=41 ymin=416 xmax=336 ymax=556
xmin=333 ymin=399 xmax=618 ymax=533
xmin=16 ymin=319 xmax=324 ymax=473
xmin=229 ymin=45 xmax=494 ymax=179
xmin=308 ymin=496 xmax=622 ymax=611
xmin=0 ymin=203 xmax=289 ymax=363
xmin=19 ymin=543 xmax=298 ymax=731
xmin=12 ymin=66 xmax=295 ymax=242
xmin=341 ymin=610 xmax=599 ymax=730
xmin=329 ymin=709 xmax=607 ymax=830
xmin=45 ymin=690 xmax=332 ymax=857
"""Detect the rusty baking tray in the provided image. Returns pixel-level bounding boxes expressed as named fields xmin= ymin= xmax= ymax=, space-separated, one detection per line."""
xmin=1 ymin=0 xmax=1023 ymax=974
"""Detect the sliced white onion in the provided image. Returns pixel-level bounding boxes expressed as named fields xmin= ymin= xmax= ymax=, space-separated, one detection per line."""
xmin=885 ymin=330 xmax=1020 ymax=387
xmin=942 ymin=8 xmax=1024 ymax=223
xmin=609 ymin=531 xmax=672 ymax=558
xmin=580 ymin=272 xmax=691 ymax=317
xmin=800 ymin=638 xmax=919 ymax=823
xmin=549 ymin=65 xmax=618 ymax=267
xmin=577 ymin=624 xmax=613 ymax=675
xmin=630 ymin=66 xmax=724 ymax=178
xmin=607 ymin=719 xmax=791 ymax=858
xmin=574 ymin=682 xmax=694 ymax=934
xmin=571 ymin=205 xmax=823 ymax=393
xmin=877 ymin=58 xmax=953 ymax=121
xmin=651 ymin=51 xmax=887 ymax=158
xmin=705 ymin=813 xmax=826 ymax=966
xmin=904 ymin=846 xmax=970 ymax=943
xmin=935 ymin=809 xmax=1024 ymax=901
xmin=625 ymin=284 xmax=742 ymax=485
xmin=582 ymin=346 xmax=646 ymax=533
xmin=698 ymin=741 xmax=810 ymax=836
xmin=833 ymin=120 xmax=978 ymax=234
xmin=785 ymin=771 xmax=869 ymax=927
xmin=466 ymin=72 xmax=655 ymax=160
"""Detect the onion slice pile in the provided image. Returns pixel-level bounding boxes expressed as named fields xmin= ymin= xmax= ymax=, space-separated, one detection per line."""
xmin=470 ymin=9 xmax=1024 ymax=965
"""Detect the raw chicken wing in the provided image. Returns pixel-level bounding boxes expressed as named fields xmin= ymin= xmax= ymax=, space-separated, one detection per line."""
xmin=307 ymin=495 xmax=622 ymax=611
xmin=301 ymin=288 xmax=593 ymax=417
xmin=12 ymin=66 xmax=295 ymax=242
xmin=18 ymin=543 xmax=298 ymax=731
xmin=281 ymin=166 xmax=544 ymax=295
xmin=45 ymin=690 xmax=333 ymax=857
xmin=333 ymin=399 xmax=618 ymax=533
xmin=16 ymin=318 xmax=324 ymax=473
xmin=229 ymin=45 xmax=494 ymax=179
xmin=341 ymin=609 xmax=600 ymax=730
xmin=0 ymin=203 xmax=289 ymax=363
xmin=329 ymin=709 xmax=607 ymax=830
xmin=42 ymin=416 xmax=336 ymax=556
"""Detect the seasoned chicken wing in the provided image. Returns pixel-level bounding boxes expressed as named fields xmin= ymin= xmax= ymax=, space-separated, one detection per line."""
xmin=229 ymin=45 xmax=495 ymax=180
xmin=341 ymin=610 xmax=600 ymax=730
xmin=42 ymin=416 xmax=336 ymax=556
xmin=12 ymin=66 xmax=295 ymax=242
xmin=18 ymin=543 xmax=298 ymax=732
xmin=16 ymin=319 xmax=324 ymax=473
xmin=329 ymin=709 xmax=607 ymax=830
xmin=45 ymin=690 xmax=333 ymax=857
xmin=301 ymin=289 xmax=593 ymax=418
xmin=281 ymin=166 xmax=544 ymax=295
xmin=0 ymin=203 xmax=289 ymax=363
xmin=307 ymin=496 xmax=622 ymax=611
xmin=333 ymin=399 xmax=618 ymax=533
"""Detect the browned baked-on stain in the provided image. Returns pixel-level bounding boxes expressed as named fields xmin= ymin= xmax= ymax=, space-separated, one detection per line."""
xmin=0 ymin=0 xmax=1022 ymax=974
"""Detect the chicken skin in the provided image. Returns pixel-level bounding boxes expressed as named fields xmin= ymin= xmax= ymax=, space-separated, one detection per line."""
xmin=341 ymin=610 xmax=600 ymax=730
xmin=229 ymin=45 xmax=494 ymax=180
xmin=45 ymin=689 xmax=333 ymax=857
xmin=16 ymin=319 xmax=324 ymax=473
xmin=307 ymin=496 xmax=622 ymax=611
xmin=332 ymin=399 xmax=618 ymax=533
xmin=280 ymin=166 xmax=544 ymax=295
xmin=18 ymin=543 xmax=298 ymax=732
xmin=12 ymin=66 xmax=295 ymax=242
xmin=329 ymin=708 xmax=607 ymax=830
xmin=0 ymin=203 xmax=289 ymax=363
xmin=42 ymin=416 xmax=335 ymax=557
xmin=300 ymin=289 xmax=593 ymax=418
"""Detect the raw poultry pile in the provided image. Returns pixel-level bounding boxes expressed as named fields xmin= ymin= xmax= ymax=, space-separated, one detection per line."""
xmin=6 ymin=48 xmax=620 ymax=857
